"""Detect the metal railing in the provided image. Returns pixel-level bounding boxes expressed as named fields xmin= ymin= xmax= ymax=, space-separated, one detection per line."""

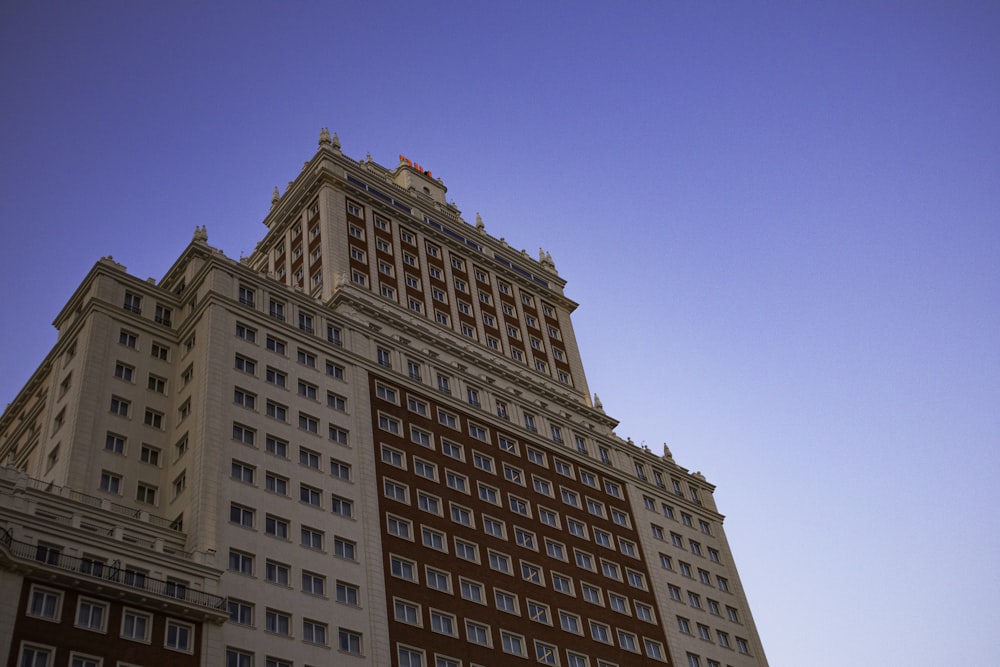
xmin=0 ymin=528 xmax=226 ymax=610
xmin=24 ymin=476 xmax=178 ymax=530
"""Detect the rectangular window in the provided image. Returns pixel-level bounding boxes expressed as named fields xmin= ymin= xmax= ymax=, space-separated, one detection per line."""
xmin=165 ymin=620 xmax=193 ymax=652
xmin=265 ymin=514 xmax=289 ymax=539
xmin=297 ymin=570 xmax=325 ymax=596
xmin=122 ymin=609 xmax=151 ymax=641
xmin=265 ymin=609 xmax=290 ymax=635
xmin=265 ymin=560 xmax=290 ymax=586
xmin=335 ymin=536 xmax=357 ymax=560
xmin=301 ymin=526 xmax=324 ymax=550
xmin=28 ymin=586 xmax=62 ymax=620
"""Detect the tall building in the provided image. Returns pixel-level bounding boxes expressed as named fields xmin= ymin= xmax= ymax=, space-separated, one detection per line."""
xmin=0 ymin=130 xmax=768 ymax=667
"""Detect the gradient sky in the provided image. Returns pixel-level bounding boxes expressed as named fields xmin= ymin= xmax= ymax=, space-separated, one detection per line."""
xmin=2 ymin=2 xmax=998 ymax=664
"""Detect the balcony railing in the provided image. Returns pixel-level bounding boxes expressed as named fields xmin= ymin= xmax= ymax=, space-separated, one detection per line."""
xmin=24 ymin=477 xmax=179 ymax=531
xmin=0 ymin=529 xmax=226 ymax=610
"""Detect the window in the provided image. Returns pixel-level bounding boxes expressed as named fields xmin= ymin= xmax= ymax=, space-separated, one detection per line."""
xmin=611 ymin=508 xmax=630 ymax=527
xmin=455 ymin=539 xmax=478 ymax=562
xmin=552 ymin=572 xmax=573 ymax=595
xmin=590 ymin=620 xmax=611 ymax=644
xmin=384 ymin=479 xmax=408 ymax=502
xmin=425 ymin=567 xmax=451 ymax=593
xmin=331 ymin=458 xmax=351 ymax=480
xmin=266 ymin=435 xmax=289 ymax=459
xmin=446 ymin=470 xmax=468 ymax=492
xmin=497 ymin=630 xmax=525 ymax=656
xmin=521 ymin=562 xmax=542 ymax=584
xmin=575 ymin=550 xmax=595 ymax=571
xmin=113 ymin=362 xmax=134 ymax=382
xmin=327 ymin=392 xmax=347 ymax=412
xmin=451 ymin=503 xmax=473 ymax=526
xmin=442 ymin=440 xmax=464 ymax=460
xmin=418 ymin=492 xmax=441 ymax=515
xmin=300 ymin=483 xmax=321 ymax=506
xmin=391 ymin=555 xmax=416 ymax=581
xmin=75 ymin=598 xmax=107 ymax=631
xmin=119 ymin=329 xmax=138 ymax=348
xmin=105 ymin=433 xmax=126 ymax=454
xmin=335 ymin=536 xmax=357 ymax=560
xmin=532 ymin=477 xmax=553 ymax=497
xmin=231 ymin=460 xmax=254 ymax=484
xmin=331 ymin=495 xmax=354 ymax=517
xmin=618 ymin=538 xmax=638 ymax=558
xmin=296 ymin=570 xmax=325 ymax=596
xmin=109 ymin=395 xmax=130 ymax=417
xmin=268 ymin=299 xmax=285 ymax=321
xmin=28 ymin=586 xmax=61 ymax=620
xmin=330 ymin=426 xmax=349 ymax=445
xmin=165 ymin=620 xmax=193 ymax=652
xmin=99 ymin=470 xmax=121 ymax=495
xmin=562 ymin=488 xmax=580 ymax=508
xmin=301 ymin=619 xmax=327 ymax=646
xmin=379 ymin=413 xmax=401 ymax=435
xmin=399 ymin=648 xmax=424 ymax=667
xmin=557 ymin=610 xmax=582 ymax=635
xmin=413 ymin=458 xmax=436 ymax=479
xmin=234 ymin=388 xmax=256 ymax=410
xmin=509 ymin=495 xmax=530 ymax=516
xmin=469 ymin=422 xmax=488 ymax=441
xmin=265 ymin=560 xmax=290 ymax=586
xmin=478 ymin=483 xmax=500 ymax=505
xmin=617 ymin=630 xmax=639 ymax=653
xmin=627 ymin=569 xmax=647 ymax=589
xmin=489 ymin=551 xmax=511 ymax=574
xmin=377 ymin=347 xmax=392 ymax=367
xmin=483 ymin=516 xmax=505 ymax=538
xmin=608 ymin=592 xmax=629 ymax=614
xmin=545 ymin=538 xmax=567 ymax=560
xmin=266 ymin=515 xmax=289 ymax=539
xmin=265 ymin=609 xmax=290 ymax=635
xmin=395 ymin=599 xmax=420 ymax=624
xmin=716 ymin=630 xmax=730 ymax=647
xmin=299 ymin=447 xmax=320 ymax=469
xmin=465 ymin=620 xmax=490 ymax=646
xmin=438 ymin=408 xmax=457 ymax=429
xmin=122 ymin=609 xmax=151 ymax=641
xmin=123 ymin=291 xmax=142 ymax=314
xmin=382 ymin=445 xmax=405 ymax=468
xmin=232 ymin=423 xmax=255 ymax=446
xmin=472 ymin=451 xmax=495 ymax=474
xmin=727 ymin=605 xmax=740 ymax=623
xmin=228 ymin=599 xmax=253 ymax=625
xmin=737 ymin=638 xmax=751 ymax=655
xmin=430 ymin=610 xmax=456 ymax=636
xmin=135 ymin=482 xmax=157 ymax=505
xmin=455 ymin=579 xmax=483 ymax=605
xmin=567 ymin=517 xmax=586 ymax=538
xmin=301 ymin=526 xmax=323 ymax=550
xmin=229 ymin=550 xmax=253 ymax=575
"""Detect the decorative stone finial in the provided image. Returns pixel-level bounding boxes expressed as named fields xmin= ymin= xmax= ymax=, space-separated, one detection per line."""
xmin=271 ymin=186 xmax=280 ymax=207
xmin=662 ymin=443 xmax=674 ymax=460
xmin=500 ymin=237 xmax=508 ymax=247
xmin=594 ymin=394 xmax=604 ymax=412
xmin=332 ymin=132 xmax=341 ymax=150
xmin=542 ymin=250 xmax=556 ymax=271
xmin=476 ymin=212 xmax=485 ymax=231
xmin=193 ymin=226 xmax=208 ymax=243
xmin=318 ymin=128 xmax=332 ymax=146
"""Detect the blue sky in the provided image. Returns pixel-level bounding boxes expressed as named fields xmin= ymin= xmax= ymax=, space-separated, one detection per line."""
xmin=2 ymin=2 xmax=998 ymax=664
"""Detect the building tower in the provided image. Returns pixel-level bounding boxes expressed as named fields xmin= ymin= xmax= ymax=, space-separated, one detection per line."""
xmin=0 ymin=130 xmax=768 ymax=667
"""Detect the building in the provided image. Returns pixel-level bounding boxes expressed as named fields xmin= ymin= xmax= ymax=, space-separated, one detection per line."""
xmin=0 ymin=130 xmax=768 ymax=667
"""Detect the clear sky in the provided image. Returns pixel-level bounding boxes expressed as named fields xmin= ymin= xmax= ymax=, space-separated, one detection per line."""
xmin=2 ymin=2 xmax=998 ymax=664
